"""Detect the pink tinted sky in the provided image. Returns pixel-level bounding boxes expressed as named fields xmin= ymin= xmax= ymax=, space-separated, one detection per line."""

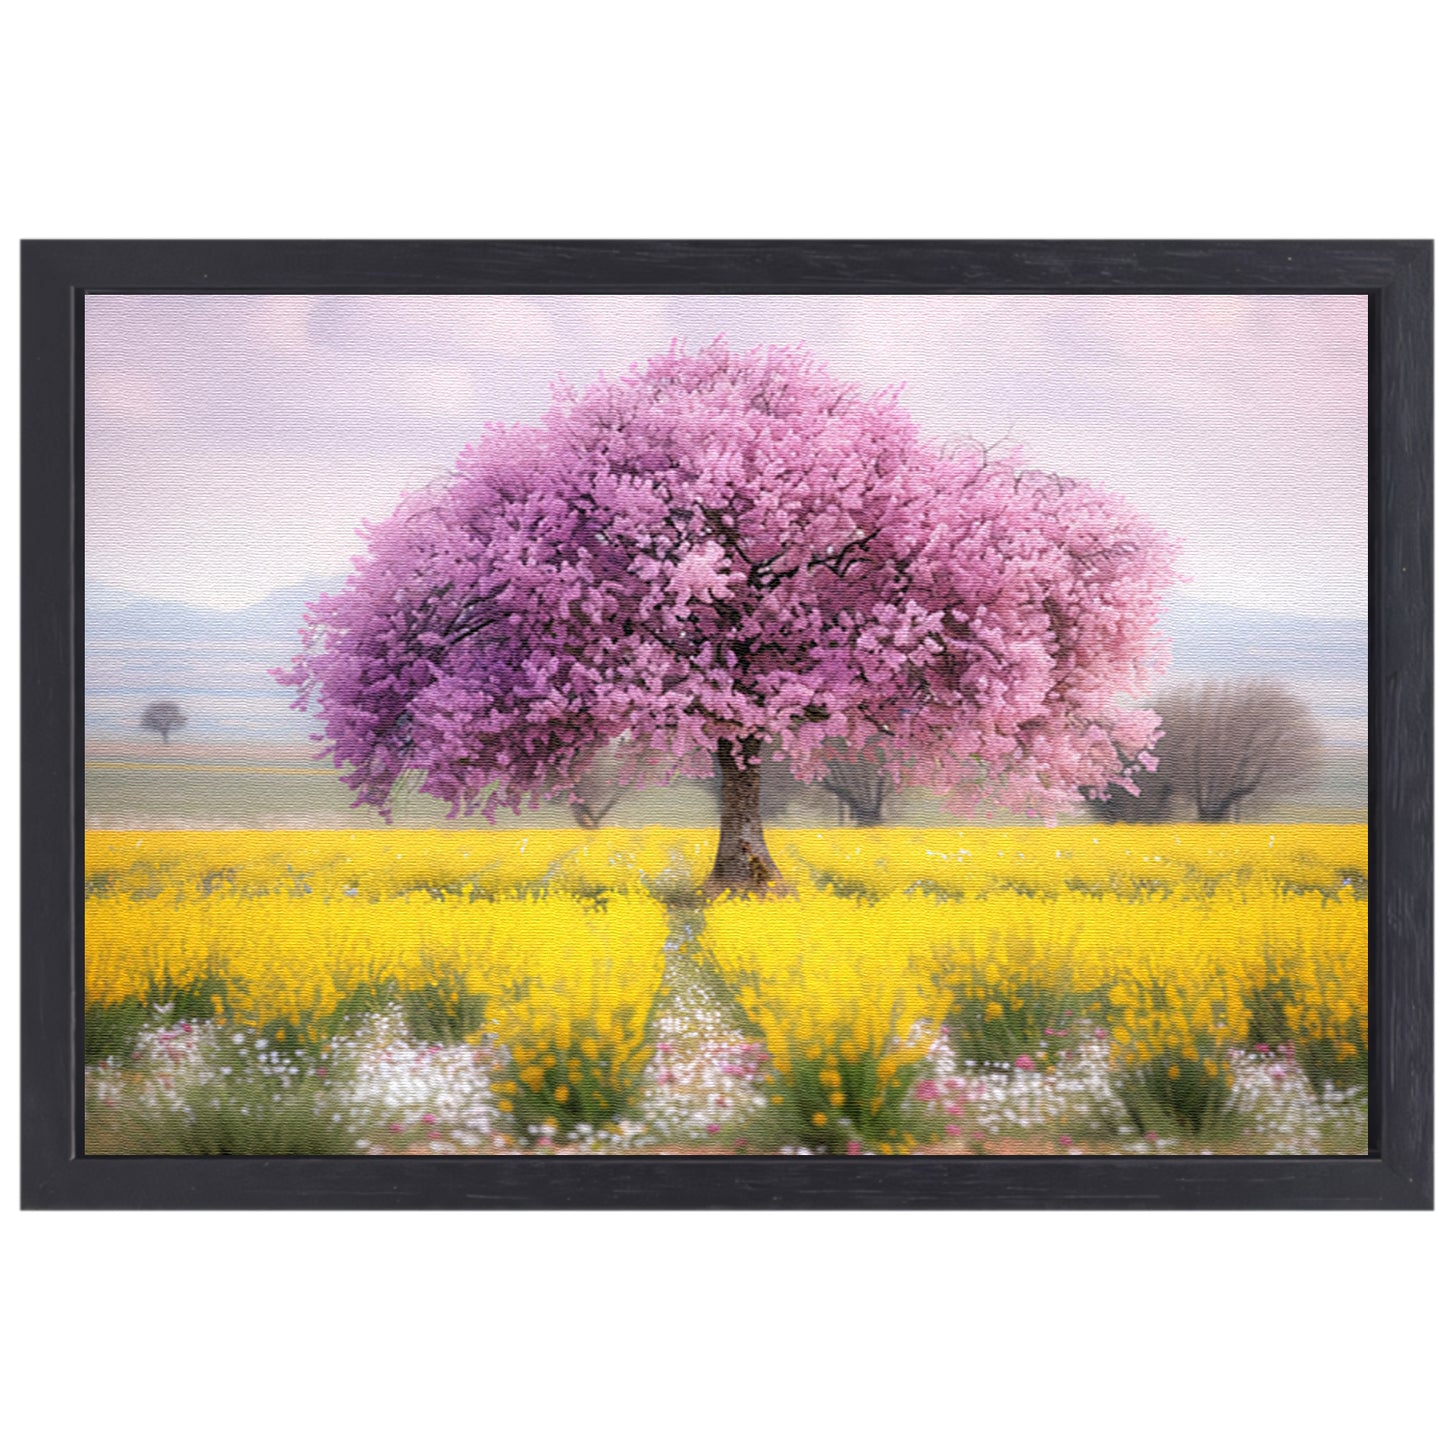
xmin=85 ymin=293 xmax=1367 ymax=617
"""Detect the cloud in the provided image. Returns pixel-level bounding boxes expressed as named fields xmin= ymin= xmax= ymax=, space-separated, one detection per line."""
xmin=86 ymin=368 xmax=171 ymax=423
xmin=309 ymin=295 xmax=563 ymax=354
xmin=84 ymin=294 xmax=1368 ymax=619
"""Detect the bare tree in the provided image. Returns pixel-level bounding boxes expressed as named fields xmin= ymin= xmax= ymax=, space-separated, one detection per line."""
xmin=1088 ymin=680 xmax=1324 ymax=824
xmin=1169 ymin=680 xmax=1324 ymax=822
xmin=565 ymin=738 xmax=664 ymax=828
xmin=818 ymin=737 xmax=898 ymax=826
xmin=140 ymin=700 xmax=187 ymax=745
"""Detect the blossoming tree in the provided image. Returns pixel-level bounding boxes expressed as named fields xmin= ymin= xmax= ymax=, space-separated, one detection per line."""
xmin=279 ymin=341 xmax=1177 ymax=895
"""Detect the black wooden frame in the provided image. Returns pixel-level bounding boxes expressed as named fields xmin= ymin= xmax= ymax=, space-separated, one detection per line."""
xmin=21 ymin=240 xmax=1433 ymax=1208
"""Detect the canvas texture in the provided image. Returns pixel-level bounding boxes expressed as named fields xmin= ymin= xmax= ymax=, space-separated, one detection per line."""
xmin=82 ymin=295 xmax=1368 ymax=1158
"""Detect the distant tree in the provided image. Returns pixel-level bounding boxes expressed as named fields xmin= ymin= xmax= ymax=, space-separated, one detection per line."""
xmin=564 ymin=738 xmax=661 ymax=828
xmin=818 ymin=737 xmax=897 ymax=826
xmin=1170 ymin=679 xmax=1324 ymax=822
xmin=140 ymin=700 xmax=187 ymax=745
xmin=1090 ymin=679 xmax=1323 ymax=824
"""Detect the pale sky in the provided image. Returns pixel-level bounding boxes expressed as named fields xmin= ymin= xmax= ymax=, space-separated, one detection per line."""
xmin=85 ymin=293 xmax=1368 ymax=617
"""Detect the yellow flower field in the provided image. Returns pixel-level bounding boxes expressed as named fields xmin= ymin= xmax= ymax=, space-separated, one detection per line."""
xmin=83 ymin=824 xmax=1367 ymax=1154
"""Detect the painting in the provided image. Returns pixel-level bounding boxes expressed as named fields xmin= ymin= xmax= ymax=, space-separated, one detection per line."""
xmin=82 ymin=291 xmax=1369 ymax=1161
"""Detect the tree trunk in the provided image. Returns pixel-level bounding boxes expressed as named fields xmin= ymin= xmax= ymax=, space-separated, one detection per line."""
xmin=704 ymin=736 xmax=788 ymax=899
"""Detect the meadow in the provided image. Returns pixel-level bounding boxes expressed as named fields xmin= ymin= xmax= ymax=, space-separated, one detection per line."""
xmin=83 ymin=824 xmax=1368 ymax=1156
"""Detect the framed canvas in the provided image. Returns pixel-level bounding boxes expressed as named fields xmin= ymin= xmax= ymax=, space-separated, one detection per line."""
xmin=20 ymin=239 xmax=1432 ymax=1208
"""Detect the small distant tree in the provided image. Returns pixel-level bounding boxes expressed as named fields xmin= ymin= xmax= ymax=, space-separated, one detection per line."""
xmin=819 ymin=737 xmax=897 ymax=826
xmin=1090 ymin=679 xmax=1323 ymax=824
xmin=140 ymin=700 xmax=187 ymax=745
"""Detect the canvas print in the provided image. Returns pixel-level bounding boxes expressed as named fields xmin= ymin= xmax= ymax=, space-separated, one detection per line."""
xmin=83 ymin=295 xmax=1368 ymax=1158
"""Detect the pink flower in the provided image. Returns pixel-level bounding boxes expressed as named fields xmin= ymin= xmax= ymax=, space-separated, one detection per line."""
xmin=1060 ymin=1134 xmax=1073 ymax=1149
xmin=1145 ymin=1131 xmax=1158 ymax=1144
xmin=945 ymin=1124 xmax=961 ymax=1138
xmin=705 ymin=1122 xmax=720 ymax=1135
xmin=422 ymin=1112 xmax=437 ymax=1125
xmin=846 ymin=1140 xmax=863 ymax=1155
xmin=1014 ymin=1054 xmax=1035 ymax=1071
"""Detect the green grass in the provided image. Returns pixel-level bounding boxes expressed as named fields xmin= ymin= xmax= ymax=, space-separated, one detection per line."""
xmin=85 ymin=1031 xmax=360 ymax=1156
xmin=84 ymin=971 xmax=229 ymax=1065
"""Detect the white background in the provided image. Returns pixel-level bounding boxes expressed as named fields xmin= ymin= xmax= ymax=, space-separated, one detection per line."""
xmin=3 ymin=4 xmax=1440 ymax=1441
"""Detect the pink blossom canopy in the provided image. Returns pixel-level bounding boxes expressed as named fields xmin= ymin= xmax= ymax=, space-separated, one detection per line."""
xmin=278 ymin=340 xmax=1179 ymax=819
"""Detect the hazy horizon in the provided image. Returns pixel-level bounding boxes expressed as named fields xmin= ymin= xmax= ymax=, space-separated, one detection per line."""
xmin=83 ymin=581 xmax=1368 ymax=756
